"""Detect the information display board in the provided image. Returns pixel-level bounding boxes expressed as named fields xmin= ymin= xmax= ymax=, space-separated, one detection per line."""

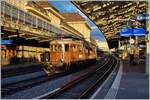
xmin=120 ymin=28 xmax=133 ymax=36
xmin=1 ymin=40 xmax=13 ymax=45
xmin=133 ymin=28 xmax=146 ymax=36
xmin=120 ymin=27 xmax=146 ymax=36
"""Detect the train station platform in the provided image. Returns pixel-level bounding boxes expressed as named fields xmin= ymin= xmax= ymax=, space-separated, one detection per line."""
xmin=1 ymin=63 xmax=42 ymax=71
xmin=1 ymin=63 xmax=43 ymax=79
xmin=91 ymin=59 xmax=149 ymax=99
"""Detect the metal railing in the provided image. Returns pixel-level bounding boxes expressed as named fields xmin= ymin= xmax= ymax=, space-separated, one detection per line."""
xmin=1 ymin=1 xmax=68 ymax=36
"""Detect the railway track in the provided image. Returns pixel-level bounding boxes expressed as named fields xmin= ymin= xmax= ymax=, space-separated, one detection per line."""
xmin=1 ymin=72 xmax=67 ymax=97
xmin=1 ymin=64 xmax=43 ymax=78
xmin=2 ymin=57 xmax=107 ymax=98
xmin=2 ymin=57 xmax=108 ymax=98
xmin=2 ymin=56 xmax=113 ymax=98
xmin=36 ymin=56 xmax=118 ymax=99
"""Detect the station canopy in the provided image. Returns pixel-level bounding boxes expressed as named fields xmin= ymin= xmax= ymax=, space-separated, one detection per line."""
xmin=73 ymin=1 xmax=148 ymax=42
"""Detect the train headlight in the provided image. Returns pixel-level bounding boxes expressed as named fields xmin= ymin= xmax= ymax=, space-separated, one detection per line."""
xmin=79 ymin=54 xmax=83 ymax=58
xmin=61 ymin=58 xmax=64 ymax=62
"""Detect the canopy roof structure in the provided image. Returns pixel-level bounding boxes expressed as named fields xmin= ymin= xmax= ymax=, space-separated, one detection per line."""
xmin=73 ymin=1 xmax=148 ymax=42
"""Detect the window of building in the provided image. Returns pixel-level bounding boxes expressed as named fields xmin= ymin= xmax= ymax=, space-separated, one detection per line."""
xmin=58 ymin=45 xmax=62 ymax=52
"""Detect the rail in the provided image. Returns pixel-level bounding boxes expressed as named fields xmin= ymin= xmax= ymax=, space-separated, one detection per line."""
xmin=1 ymin=72 xmax=66 ymax=97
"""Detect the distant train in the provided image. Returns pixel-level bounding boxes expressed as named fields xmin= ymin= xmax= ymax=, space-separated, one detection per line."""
xmin=40 ymin=38 xmax=97 ymax=73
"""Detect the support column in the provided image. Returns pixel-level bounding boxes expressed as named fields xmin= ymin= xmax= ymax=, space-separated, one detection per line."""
xmin=146 ymin=30 xmax=150 ymax=75
xmin=118 ymin=39 xmax=121 ymax=50
xmin=146 ymin=4 xmax=150 ymax=75
xmin=135 ymin=36 xmax=139 ymax=60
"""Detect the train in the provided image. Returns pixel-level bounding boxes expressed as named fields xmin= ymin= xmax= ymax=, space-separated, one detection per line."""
xmin=40 ymin=38 xmax=97 ymax=73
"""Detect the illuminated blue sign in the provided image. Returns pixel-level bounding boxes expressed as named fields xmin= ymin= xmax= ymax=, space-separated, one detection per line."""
xmin=133 ymin=28 xmax=146 ymax=36
xmin=137 ymin=13 xmax=149 ymax=21
xmin=1 ymin=40 xmax=13 ymax=45
xmin=120 ymin=28 xmax=133 ymax=36
xmin=120 ymin=28 xmax=146 ymax=36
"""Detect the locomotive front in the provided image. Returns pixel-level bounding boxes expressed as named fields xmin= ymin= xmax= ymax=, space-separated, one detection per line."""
xmin=42 ymin=40 xmax=65 ymax=74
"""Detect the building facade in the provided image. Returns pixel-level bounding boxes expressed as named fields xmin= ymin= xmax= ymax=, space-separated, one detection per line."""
xmin=62 ymin=13 xmax=92 ymax=42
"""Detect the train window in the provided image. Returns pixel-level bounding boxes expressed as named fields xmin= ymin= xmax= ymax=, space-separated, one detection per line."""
xmin=40 ymin=53 xmax=44 ymax=62
xmin=54 ymin=45 xmax=57 ymax=51
xmin=50 ymin=45 xmax=55 ymax=52
xmin=73 ymin=45 xmax=76 ymax=51
xmin=45 ymin=52 xmax=50 ymax=62
xmin=58 ymin=45 xmax=62 ymax=52
xmin=73 ymin=45 xmax=77 ymax=51
xmin=50 ymin=45 xmax=52 ymax=52
xmin=50 ymin=44 xmax=62 ymax=52
xmin=65 ymin=44 xmax=69 ymax=52
xmin=70 ymin=45 xmax=73 ymax=49
xmin=78 ymin=45 xmax=82 ymax=52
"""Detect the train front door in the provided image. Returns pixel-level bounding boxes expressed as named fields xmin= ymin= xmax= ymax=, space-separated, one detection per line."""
xmin=40 ymin=52 xmax=50 ymax=62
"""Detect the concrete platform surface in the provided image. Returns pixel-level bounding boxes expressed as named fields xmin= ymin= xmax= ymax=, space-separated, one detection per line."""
xmin=116 ymin=61 xmax=149 ymax=99
xmin=91 ymin=60 xmax=149 ymax=99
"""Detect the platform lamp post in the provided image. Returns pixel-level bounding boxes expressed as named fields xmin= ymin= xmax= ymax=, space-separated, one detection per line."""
xmin=114 ymin=19 xmax=135 ymax=59
xmin=145 ymin=25 xmax=149 ymax=75
xmin=137 ymin=12 xmax=149 ymax=75
xmin=127 ymin=20 xmax=134 ymax=51
xmin=145 ymin=21 xmax=149 ymax=75
xmin=146 ymin=22 xmax=150 ymax=75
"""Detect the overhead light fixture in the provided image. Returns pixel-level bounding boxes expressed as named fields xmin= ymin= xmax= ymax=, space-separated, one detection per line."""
xmin=26 ymin=37 xmax=39 ymax=40
xmin=19 ymin=33 xmax=26 ymax=36
xmin=39 ymin=40 xmax=49 ymax=42
xmin=8 ymin=35 xmax=18 ymax=38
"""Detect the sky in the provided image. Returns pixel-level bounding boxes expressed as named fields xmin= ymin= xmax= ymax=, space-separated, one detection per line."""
xmin=49 ymin=1 xmax=106 ymax=41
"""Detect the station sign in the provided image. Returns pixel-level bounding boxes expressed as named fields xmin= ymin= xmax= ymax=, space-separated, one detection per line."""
xmin=1 ymin=40 xmax=13 ymax=45
xmin=137 ymin=13 xmax=149 ymax=21
xmin=133 ymin=28 xmax=146 ymax=36
xmin=120 ymin=28 xmax=133 ymax=36
xmin=139 ymin=45 xmax=146 ymax=48
xmin=120 ymin=27 xmax=146 ymax=36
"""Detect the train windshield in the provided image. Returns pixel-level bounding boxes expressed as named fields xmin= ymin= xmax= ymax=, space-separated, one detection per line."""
xmin=65 ymin=44 xmax=69 ymax=52
xmin=50 ymin=44 xmax=62 ymax=52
